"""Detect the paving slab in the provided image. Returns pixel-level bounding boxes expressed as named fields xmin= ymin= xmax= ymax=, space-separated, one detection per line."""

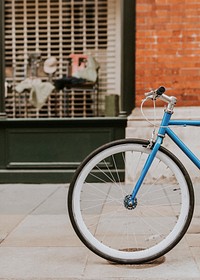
xmin=0 ymin=247 xmax=88 ymax=279
xmin=0 ymin=183 xmax=200 ymax=279
xmin=0 ymin=184 xmax=60 ymax=215
xmin=1 ymin=214 xmax=81 ymax=247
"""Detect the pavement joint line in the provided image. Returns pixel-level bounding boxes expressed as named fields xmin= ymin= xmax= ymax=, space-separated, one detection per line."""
xmin=29 ymin=185 xmax=63 ymax=215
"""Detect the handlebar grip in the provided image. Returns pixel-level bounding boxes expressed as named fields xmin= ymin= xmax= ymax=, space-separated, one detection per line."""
xmin=156 ymin=86 xmax=165 ymax=96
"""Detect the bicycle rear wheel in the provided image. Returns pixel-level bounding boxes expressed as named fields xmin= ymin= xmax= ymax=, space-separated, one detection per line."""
xmin=68 ymin=139 xmax=194 ymax=264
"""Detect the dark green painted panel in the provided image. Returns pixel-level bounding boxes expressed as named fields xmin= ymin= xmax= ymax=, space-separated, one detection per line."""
xmin=0 ymin=118 xmax=127 ymax=182
xmin=0 ymin=170 xmax=74 ymax=183
xmin=6 ymin=128 xmax=113 ymax=168
xmin=0 ymin=129 xmax=5 ymax=167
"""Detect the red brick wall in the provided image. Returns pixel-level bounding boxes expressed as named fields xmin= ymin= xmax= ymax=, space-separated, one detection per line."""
xmin=136 ymin=0 xmax=200 ymax=107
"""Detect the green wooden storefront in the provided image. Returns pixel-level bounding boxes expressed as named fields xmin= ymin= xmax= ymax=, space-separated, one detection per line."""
xmin=0 ymin=0 xmax=135 ymax=183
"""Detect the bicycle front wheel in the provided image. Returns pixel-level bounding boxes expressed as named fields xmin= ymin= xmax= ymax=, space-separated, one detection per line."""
xmin=68 ymin=139 xmax=194 ymax=264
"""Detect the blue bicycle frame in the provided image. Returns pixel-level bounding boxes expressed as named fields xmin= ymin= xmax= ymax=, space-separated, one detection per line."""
xmin=131 ymin=111 xmax=200 ymax=202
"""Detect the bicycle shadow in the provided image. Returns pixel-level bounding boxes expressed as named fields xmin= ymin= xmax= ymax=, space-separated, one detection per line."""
xmin=108 ymin=255 xmax=166 ymax=269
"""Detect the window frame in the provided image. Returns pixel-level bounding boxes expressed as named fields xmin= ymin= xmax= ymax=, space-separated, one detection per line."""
xmin=120 ymin=0 xmax=135 ymax=116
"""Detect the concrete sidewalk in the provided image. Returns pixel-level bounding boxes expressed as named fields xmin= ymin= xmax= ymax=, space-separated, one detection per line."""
xmin=0 ymin=183 xmax=200 ymax=280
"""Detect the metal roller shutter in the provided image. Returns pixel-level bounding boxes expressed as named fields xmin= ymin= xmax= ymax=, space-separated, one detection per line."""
xmin=5 ymin=0 xmax=120 ymax=118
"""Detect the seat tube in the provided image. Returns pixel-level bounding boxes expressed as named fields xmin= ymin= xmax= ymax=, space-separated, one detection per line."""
xmin=131 ymin=111 xmax=172 ymax=201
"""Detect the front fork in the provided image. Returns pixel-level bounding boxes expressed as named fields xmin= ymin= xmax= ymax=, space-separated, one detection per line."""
xmin=125 ymin=111 xmax=172 ymax=209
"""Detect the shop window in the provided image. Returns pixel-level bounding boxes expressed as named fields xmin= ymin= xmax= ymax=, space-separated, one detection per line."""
xmin=5 ymin=0 xmax=120 ymax=118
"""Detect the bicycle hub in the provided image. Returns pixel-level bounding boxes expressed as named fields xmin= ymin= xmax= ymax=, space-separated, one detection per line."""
xmin=124 ymin=195 xmax=137 ymax=210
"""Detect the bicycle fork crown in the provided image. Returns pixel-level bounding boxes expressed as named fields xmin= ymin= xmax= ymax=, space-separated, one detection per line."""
xmin=124 ymin=195 xmax=137 ymax=210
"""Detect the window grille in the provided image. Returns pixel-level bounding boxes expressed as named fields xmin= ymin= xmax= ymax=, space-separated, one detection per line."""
xmin=5 ymin=0 xmax=120 ymax=118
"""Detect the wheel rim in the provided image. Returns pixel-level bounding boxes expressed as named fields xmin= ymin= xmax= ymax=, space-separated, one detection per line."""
xmin=71 ymin=143 xmax=191 ymax=262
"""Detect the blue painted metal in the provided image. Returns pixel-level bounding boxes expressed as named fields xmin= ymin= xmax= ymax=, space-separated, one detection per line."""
xmin=166 ymin=127 xmax=200 ymax=169
xmin=158 ymin=111 xmax=172 ymax=135
xmin=169 ymin=120 xmax=200 ymax=126
xmin=131 ymin=136 xmax=163 ymax=201
xmin=130 ymin=112 xmax=200 ymax=203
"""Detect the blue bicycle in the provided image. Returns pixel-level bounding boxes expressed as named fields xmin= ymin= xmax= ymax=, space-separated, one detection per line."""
xmin=68 ymin=87 xmax=198 ymax=264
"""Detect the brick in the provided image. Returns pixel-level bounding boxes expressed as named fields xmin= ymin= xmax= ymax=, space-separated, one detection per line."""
xmin=137 ymin=4 xmax=152 ymax=12
xmin=135 ymin=0 xmax=200 ymax=107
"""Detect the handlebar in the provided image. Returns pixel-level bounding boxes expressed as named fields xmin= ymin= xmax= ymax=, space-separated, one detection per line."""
xmin=145 ymin=86 xmax=166 ymax=97
xmin=144 ymin=86 xmax=177 ymax=113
